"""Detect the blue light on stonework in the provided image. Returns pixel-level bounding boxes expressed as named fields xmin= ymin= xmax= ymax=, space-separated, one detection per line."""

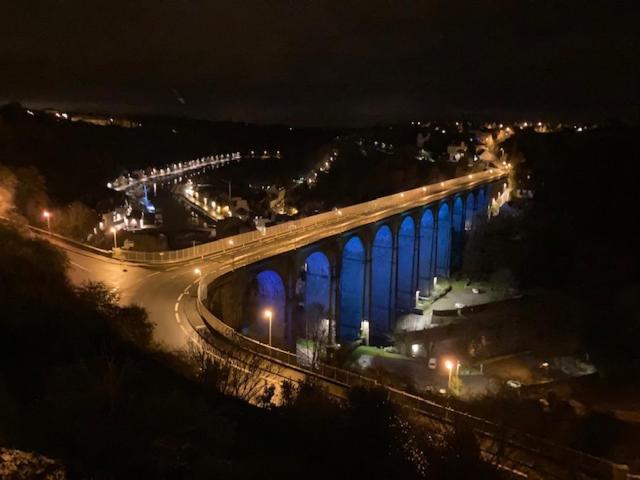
xmin=436 ymin=203 xmax=451 ymax=277
xmin=371 ymin=225 xmax=393 ymax=334
xmin=451 ymin=196 xmax=465 ymax=269
xmin=339 ymin=236 xmax=365 ymax=341
xmin=477 ymin=187 xmax=487 ymax=218
xmin=255 ymin=270 xmax=285 ymax=344
xmin=452 ymin=196 xmax=464 ymax=234
xmin=397 ymin=216 xmax=415 ymax=311
xmin=418 ymin=209 xmax=434 ymax=294
xmin=303 ymin=251 xmax=331 ymax=317
xmin=465 ymin=192 xmax=475 ymax=231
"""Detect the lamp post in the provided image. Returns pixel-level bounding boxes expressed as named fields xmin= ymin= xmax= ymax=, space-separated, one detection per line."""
xmin=43 ymin=210 xmax=51 ymax=233
xmin=445 ymin=360 xmax=454 ymax=392
xmin=110 ymin=227 xmax=117 ymax=249
xmin=194 ymin=268 xmax=201 ymax=278
xmin=264 ymin=309 xmax=273 ymax=347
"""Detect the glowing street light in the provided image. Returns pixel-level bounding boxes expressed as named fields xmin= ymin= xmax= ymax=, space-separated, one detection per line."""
xmin=42 ymin=210 xmax=52 ymax=233
xmin=109 ymin=227 xmax=117 ymax=249
xmin=194 ymin=267 xmax=202 ymax=277
xmin=445 ymin=360 xmax=454 ymax=391
xmin=264 ymin=309 xmax=273 ymax=346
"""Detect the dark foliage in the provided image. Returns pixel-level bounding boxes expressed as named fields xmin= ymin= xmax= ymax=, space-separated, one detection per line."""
xmin=0 ymin=224 xmax=501 ymax=478
xmin=463 ymin=128 xmax=640 ymax=381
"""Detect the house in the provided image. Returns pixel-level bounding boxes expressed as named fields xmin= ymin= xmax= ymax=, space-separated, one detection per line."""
xmin=447 ymin=141 xmax=468 ymax=162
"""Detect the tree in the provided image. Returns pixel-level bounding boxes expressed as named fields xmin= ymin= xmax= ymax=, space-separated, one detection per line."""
xmin=0 ymin=166 xmax=18 ymax=218
xmin=11 ymin=166 xmax=50 ymax=223
xmin=53 ymin=201 xmax=97 ymax=240
xmin=184 ymin=340 xmax=276 ymax=403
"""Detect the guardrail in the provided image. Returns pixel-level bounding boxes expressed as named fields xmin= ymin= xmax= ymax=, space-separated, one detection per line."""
xmin=197 ymin=268 xmax=630 ymax=479
xmin=188 ymin=168 xmax=631 ymax=480
xmin=27 ymin=224 xmax=112 ymax=255
xmin=116 ymin=168 xmax=507 ymax=264
xmin=0 ymin=216 xmax=113 ymax=258
xmin=197 ymin=269 xmax=630 ymax=479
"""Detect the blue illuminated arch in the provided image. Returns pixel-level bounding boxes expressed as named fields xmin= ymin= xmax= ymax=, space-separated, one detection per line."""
xmin=451 ymin=196 xmax=465 ymax=269
xmin=418 ymin=209 xmax=434 ymax=293
xmin=371 ymin=225 xmax=393 ymax=334
xmin=465 ymin=192 xmax=475 ymax=231
xmin=452 ymin=196 xmax=464 ymax=234
xmin=303 ymin=251 xmax=331 ymax=320
xmin=476 ymin=187 xmax=487 ymax=221
xmin=396 ymin=216 xmax=415 ymax=311
xmin=255 ymin=270 xmax=286 ymax=345
xmin=436 ymin=203 xmax=451 ymax=277
xmin=339 ymin=236 xmax=366 ymax=340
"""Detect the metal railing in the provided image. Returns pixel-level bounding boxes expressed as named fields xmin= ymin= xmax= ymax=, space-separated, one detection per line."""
xmin=187 ymin=167 xmax=631 ymax=479
xmin=196 ymin=269 xmax=630 ymax=479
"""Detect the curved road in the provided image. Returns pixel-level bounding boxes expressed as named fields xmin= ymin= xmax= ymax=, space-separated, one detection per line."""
xmin=59 ymin=168 xmax=508 ymax=352
xmin=41 ymin=168 xmax=633 ymax=479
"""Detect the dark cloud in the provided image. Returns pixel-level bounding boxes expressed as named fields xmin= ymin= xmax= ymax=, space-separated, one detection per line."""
xmin=1 ymin=0 xmax=637 ymax=125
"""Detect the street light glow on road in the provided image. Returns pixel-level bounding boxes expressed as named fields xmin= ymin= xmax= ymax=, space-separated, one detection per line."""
xmin=109 ymin=227 xmax=117 ymax=249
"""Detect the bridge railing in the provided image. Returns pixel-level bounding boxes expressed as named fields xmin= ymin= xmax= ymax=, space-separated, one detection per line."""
xmin=190 ymin=166 xmax=631 ymax=479
xmin=196 ymin=276 xmax=379 ymax=389
xmin=196 ymin=273 xmax=630 ymax=480
xmin=117 ymin=168 xmax=506 ymax=264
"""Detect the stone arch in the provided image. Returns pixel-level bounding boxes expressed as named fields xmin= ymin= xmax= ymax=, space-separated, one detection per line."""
xmin=465 ymin=192 xmax=475 ymax=231
xmin=476 ymin=187 xmax=487 ymax=221
xmin=246 ymin=269 xmax=286 ymax=346
xmin=451 ymin=196 xmax=465 ymax=269
xmin=300 ymin=251 xmax=331 ymax=336
xmin=371 ymin=224 xmax=393 ymax=335
xmin=436 ymin=202 xmax=451 ymax=277
xmin=418 ymin=209 xmax=435 ymax=294
xmin=339 ymin=235 xmax=366 ymax=340
xmin=396 ymin=216 xmax=415 ymax=312
xmin=452 ymin=196 xmax=464 ymax=234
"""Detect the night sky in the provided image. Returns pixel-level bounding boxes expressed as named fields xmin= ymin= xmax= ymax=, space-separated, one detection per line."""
xmin=1 ymin=1 xmax=638 ymax=126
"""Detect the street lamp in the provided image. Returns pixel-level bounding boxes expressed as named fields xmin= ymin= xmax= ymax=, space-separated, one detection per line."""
xmin=43 ymin=210 xmax=51 ymax=233
xmin=194 ymin=268 xmax=201 ymax=277
xmin=110 ymin=227 xmax=117 ymax=249
xmin=445 ymin=360 xmax=454 ymax=391
xmin=264 ymin=309 xmax=273 ymax=347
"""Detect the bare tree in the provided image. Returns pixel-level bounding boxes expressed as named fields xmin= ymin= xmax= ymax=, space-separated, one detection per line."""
xmin=298 ymin=302 xmax=331 ymax=370
xmin=183 ymin=339 xmax=280 ymax=405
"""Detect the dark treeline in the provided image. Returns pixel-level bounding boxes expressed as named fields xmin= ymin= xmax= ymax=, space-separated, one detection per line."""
xmin=463 ymin=126 xmax=640 ymax=380
xmin=0 ymin=223 xmax=502 ymax=479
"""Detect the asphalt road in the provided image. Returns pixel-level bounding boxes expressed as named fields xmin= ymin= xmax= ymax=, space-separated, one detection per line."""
xmin=55 ymin=168 xmax=508 ymax=354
